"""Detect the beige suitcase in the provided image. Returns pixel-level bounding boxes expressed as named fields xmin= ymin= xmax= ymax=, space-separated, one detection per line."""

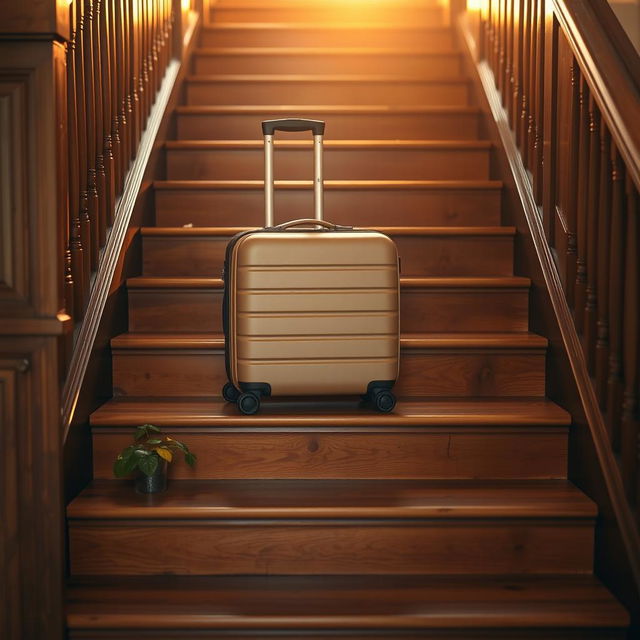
xmin=222 ymin=119 xmax=400 ymax=414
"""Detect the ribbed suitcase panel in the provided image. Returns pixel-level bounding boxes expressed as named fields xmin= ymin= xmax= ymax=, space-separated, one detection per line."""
xmin=230 ymin=230 xmax=400 ymax=395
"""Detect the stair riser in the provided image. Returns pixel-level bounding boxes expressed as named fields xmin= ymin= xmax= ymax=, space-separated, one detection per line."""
xmin=91 ymin=429 xmax=568 ymax=480
xmin=110 ymin=350 xmax=546 ymax=398
xmin=210 ymin=7 xmax=446 ymax=24
xmin=186 ymin=80 xmax=470 ymax=106
xmin=69 ymin=521 xmax=592 ymax=576
xmin=127 ymin=287 xmax=530 ymax=333
xmin=67 ymin=631 xmax=628 ymax=639
xmin=165 ymin=147 xmax=490 ymax=181
xmin=142 ymin=235 xmax=513 ymax=277
xmin=177 ymin=111 xmax=481 ymax=141
xmin=200 ymin=27 xmax=455 ymax=49
xmin=155 ymin=187 xmax=502 ymax=227
xmin=193 ymin=53 xmax=462 ymax=78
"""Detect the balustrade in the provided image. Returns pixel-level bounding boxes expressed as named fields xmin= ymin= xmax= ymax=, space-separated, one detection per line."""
xmin=63 ymin=0 xmax=176 ymax=324
xmin=479 ymin=0 xmax=640 ymax=513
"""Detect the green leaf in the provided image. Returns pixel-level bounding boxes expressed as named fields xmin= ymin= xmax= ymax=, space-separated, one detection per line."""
xmin=134 ymin=448 xmax=151 ymax=456
xmin=146 ymin=439 xmax=162 ymax=445
xmin=135 ymin=424 xmax=161 ymax=441
xmin=119 ymin=445 xmax=137 ymax=461
xmin=138 ymin=453 xmax=159 ymax=477
xmin=185 ymin=452 xmax=197 ymax=468
xmin=113 ymin=457 xmax=129 ymax=478
xmin=114 ymin=453 xmax=141 ymax=478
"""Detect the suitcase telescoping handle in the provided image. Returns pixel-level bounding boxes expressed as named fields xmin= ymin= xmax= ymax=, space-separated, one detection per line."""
xmin=262 ymin=118 xmax=325 ymax=227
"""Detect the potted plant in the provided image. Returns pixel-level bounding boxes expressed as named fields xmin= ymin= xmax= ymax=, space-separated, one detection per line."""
xmin=113 ymin=424 xmax=196 ymax=493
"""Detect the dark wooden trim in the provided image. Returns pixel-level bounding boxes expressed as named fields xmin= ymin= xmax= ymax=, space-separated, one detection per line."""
xmin=0 ymin=37 xmax=69 ymax=639
xmin=458 ymin=12 xmax=640 ymax=621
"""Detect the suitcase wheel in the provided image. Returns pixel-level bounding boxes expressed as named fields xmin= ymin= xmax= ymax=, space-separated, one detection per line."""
xmin=222 ymin=381 xmax=240 ymax=403
xmin=372 ymin=389 xmax=396 ymax=413
xmin=238 ymin=391 xmax=261 ymax=415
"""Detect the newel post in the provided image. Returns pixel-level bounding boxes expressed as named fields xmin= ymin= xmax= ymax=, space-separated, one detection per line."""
xmin=0 ymin=1 xmax=69 ymax=638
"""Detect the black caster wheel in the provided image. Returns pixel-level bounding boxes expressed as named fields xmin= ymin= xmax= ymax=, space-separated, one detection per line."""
xmin=222 ymin=381 xmax=240 ymax=403
xmin=237 ymin=392 xmax=260 ymax=415
xmin=373 ymin=390 xmax=396 ymax=413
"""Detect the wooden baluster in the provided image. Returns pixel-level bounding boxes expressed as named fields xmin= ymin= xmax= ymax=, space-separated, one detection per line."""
xmin=147 ymin=0 xmax=155 ymax=111
xmin=128 ymin=0 xmax=139 ymax=159
xmin=165 ymin=0 xmax=173 ymax=63
xmin=111 ymin=0 xmax=122 ymax=193
xmin=510 ymin=0 xmax=521 ymax=132
xmin=527 ymin=0 xmax=537 ymax=171
xmin=573 ymin=75 xmax=589 ymax=332
xmin=541 ymin=0 xmax=556 ymax=242
xmin=583 ymin=95 xmax=600 ymax=371
xmin=565 ymin=59 xmax=580 ymax=307
xmin=497 ymin=0 xmax=506 ymax=99
xmin=519 ymin=0 xmax=531 ymax=151
xmin=158 ymin=0 xmax=166 ymax=85
xmin=621 ymin=176 xmax=639 ymax=504
xmin=67 ymin=1 xmax=86 ymax=319
xmin=116 ymin=0 xmax=127 ymax=191
xmin=84 ymin=0 xmax=100 ymax=269
xmin=94 ymin=0 xmax=107 ymax=248
xmin=487 ymin=0 xmax=496 ymax=74
xmin=607 ymin=148 xmax=626 ymax=451
xmin=76 ymin=2 xmax=92 ymax=291
xmin=121 ymin=0 xmax=132 ymax=175
xmin=595 ymin=125 xmax=612 ymax=407
xmin=505 ymin=0 xmax=514 ymax=118
xmin=139 ymin=0 xmax=147 ymax=120
xmin=101 ymin=0 xmax=115 ymax=227
xmin=532 ymin=0 xmax=545 ymax=202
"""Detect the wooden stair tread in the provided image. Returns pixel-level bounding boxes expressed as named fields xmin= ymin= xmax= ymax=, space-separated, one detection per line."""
xmin=111 ymin=332 xmax=548 ymax=350
xmin=140 ymin=225 xmax=514 ymax=236
xmin=203 ymin=22 xmax=454 ymax=30
xmin=154 ymin=178 xmax=503 ymax=190
xmin=187 ymin=73 xmax=470 ymax=83
xmin=66 ymin=574 xmax=628 ymax=630
xmin=67 ymin=479 xmax=595 ymax=520
xmin=176 ymin=104 xmax=481 ymax=115
xmin=90 ymin=397 xmax=571 ymax=427
xmin=127 ymin=275 xmax=531 ymax=289
xmin=194 ymin=46 xmax=461 ymax=56
xmin=166 ymin=139 xmax=491 ymax=150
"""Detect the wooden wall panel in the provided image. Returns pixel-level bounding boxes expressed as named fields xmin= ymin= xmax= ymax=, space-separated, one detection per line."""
xmin=0 ymin=76 xmax=30 ymax=308
xmin=0 ymin=0 xmax=70 ymax=40
xmin=0 ymin=34 xmax=67 ymax=640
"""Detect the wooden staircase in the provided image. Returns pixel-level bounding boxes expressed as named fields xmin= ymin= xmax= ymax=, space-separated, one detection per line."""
xmin=65 ymin=0 xmax=630 ymax=637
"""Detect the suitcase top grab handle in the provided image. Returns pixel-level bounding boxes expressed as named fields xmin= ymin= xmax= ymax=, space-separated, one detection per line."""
xmin=262 ymin=118 xmax=325 ymax=136
xmin=262 ymin=118 xmax=325 ymax=227
xmin=271 ymin=218 xmax=351 ymax=231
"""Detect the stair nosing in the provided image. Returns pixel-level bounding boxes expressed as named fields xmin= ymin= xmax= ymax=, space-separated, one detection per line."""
xmin=89 ymin=397 xmax=572 ymax=428
xmin=194 ymin=46 xmax=463 ymax=56
xmin=154 ymin=179 xmax=503 ymax=190
xmin=111 ymin=332 xmax=548 ymax=351
xmin=203 ymin=22 xmax=455 ymax=31
xmin=175 ymin=104 xmax=481 ymax=115
xmin=186 ymin=73 xmax=471 ymax=84
xmin=165 ymin=139 xmax=492 ymax=150
xmin=127 ymin=276 xmax=530 ymax=289
xmin=140 ymin=225 xmax=513 ymax=236
xmin=67 ymin=479 xmax=596 ymax=521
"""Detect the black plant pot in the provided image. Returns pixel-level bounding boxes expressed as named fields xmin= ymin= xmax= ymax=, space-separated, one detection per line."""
xmin=135 ymin=459 xmax=168 ymax=494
